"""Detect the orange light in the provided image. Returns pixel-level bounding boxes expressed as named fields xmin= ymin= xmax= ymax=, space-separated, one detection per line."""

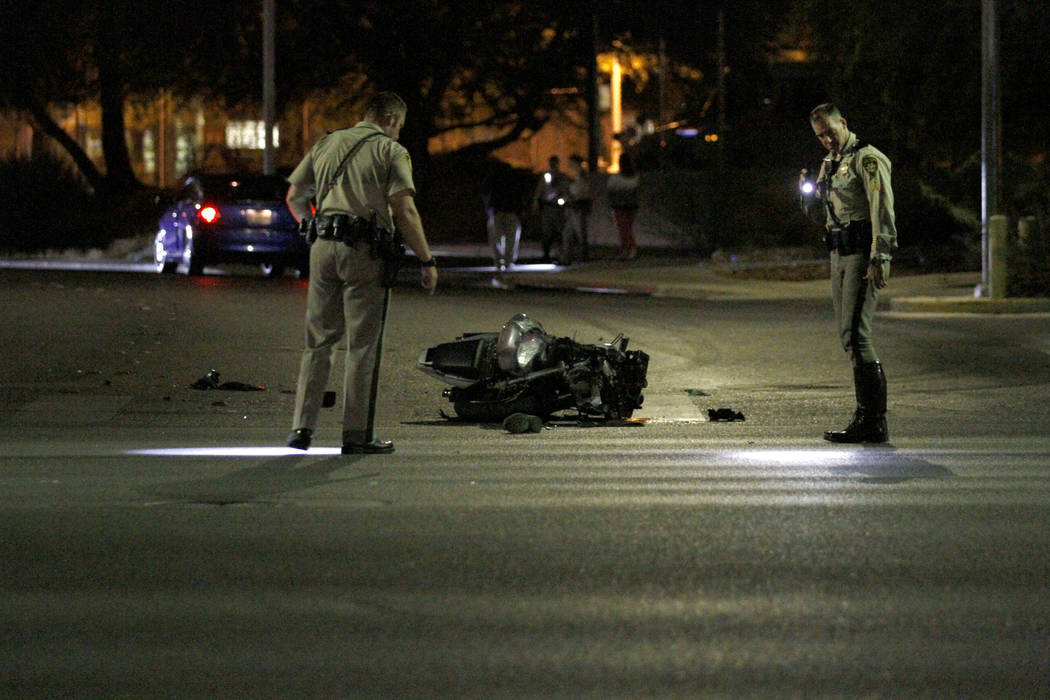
xmin=199 ymin=205 xmax=220 ymax=224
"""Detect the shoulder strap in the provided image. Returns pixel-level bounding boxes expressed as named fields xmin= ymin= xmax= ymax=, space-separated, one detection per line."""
xmin=315 ymin=132 xmax=384 ymax=212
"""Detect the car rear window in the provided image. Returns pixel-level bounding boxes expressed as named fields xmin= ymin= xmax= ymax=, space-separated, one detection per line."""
xmin=202 ymin=177 xmax=288 ymax=201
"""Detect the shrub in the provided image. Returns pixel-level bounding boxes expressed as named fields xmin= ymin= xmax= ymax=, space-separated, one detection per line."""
xmin=0 ymin=153 xmax=113 ymax=253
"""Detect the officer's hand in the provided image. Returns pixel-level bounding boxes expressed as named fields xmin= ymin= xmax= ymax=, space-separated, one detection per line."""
xmin=421 ymin=266 xmax=438 ymax=295
xmin=866 ymin=260 xmax=889 ymax=289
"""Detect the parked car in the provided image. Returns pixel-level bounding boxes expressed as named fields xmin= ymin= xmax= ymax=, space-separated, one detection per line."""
xmin=154 ymin=173 xmax=308 ymax=277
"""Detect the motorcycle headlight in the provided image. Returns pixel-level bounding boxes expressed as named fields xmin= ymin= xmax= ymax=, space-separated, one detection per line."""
xmin=515 ymin=336 xmax=545 ymax=373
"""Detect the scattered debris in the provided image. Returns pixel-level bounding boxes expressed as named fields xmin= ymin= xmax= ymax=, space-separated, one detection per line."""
xmin=708 ymin=407 xmax=745 ymax=422
xmin=503 ymin=412 xmax=544 ymax=434
xmin=191 ymin=370 xmax=265 ymax=391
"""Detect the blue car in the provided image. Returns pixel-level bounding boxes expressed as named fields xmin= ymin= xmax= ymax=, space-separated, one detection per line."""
xmin=154 ymin=173 xmax=309 ymax=277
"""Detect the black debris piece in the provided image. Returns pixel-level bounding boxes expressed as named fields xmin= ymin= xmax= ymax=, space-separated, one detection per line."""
xmin=191 ymin=370 xmax=265 ymax=391
xmin=708 ymin=408 xmax=745 ymax=422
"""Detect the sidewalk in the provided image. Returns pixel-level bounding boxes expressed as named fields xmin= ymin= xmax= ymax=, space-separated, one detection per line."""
xmin=430 ymin=242 xmax=1050 ymax=314
xmin=5 ymin=239 xmax=1047 ymax=314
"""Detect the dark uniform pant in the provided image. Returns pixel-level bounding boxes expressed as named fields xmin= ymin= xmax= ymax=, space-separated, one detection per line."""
xmin=830 ymin=251 xmax=879 ymax=366
xmin=539 ymin=205 xmax=565 ymax=259
xmin=292 ymin=238 xmax=387 ymax=443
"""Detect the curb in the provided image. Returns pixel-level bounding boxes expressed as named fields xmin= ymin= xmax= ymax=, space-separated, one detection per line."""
xmin=888 ymin=296 xmax=1050 ymax=314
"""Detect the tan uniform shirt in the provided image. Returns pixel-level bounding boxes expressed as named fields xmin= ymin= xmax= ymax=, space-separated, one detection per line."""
xmin=817 ymin=132 xmax=898 ymax=261
xmin=287 ymin=121 xmax=415 ymax=233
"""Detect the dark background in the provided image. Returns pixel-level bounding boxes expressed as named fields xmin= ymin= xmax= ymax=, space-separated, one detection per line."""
xmin=1 ymin=1 xmax=1047 ymax=288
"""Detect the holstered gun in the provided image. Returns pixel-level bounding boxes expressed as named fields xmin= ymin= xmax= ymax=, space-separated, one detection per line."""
xmin=366 ymin=211 xmax=405 ymax=288
xmin=298 ymin=216 xmax=318 ymax=244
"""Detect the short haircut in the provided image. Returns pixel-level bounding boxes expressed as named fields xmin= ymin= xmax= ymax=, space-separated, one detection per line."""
xmin=810 ymin=102 xmax=842 ymax=123
xmin=364 ymin=91 xmax=407 ymax=120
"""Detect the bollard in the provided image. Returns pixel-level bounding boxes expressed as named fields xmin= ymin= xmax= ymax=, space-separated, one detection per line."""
xmin=988 ymin=214 xmax=1008 ymax=298
xmin=1017 ymin=216 xmax=1037 ymax=250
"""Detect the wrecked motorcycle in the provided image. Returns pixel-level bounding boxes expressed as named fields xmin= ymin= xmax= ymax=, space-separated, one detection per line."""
xmin=416 ymin=313 xmax=649 ymax=421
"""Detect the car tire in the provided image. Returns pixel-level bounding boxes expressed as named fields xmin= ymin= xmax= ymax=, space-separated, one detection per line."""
xmin=154 ymin=232 xmax=177 ymax=274
xmin=182 ymin=238 xmax=204 ymax=276
xmin=260 ymin=263 xmax=285 ymax=278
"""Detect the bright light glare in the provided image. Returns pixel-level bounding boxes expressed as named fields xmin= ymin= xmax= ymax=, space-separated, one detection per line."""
xmin=730 ymin=449 xmax=856 ymax=466
xmin=800 ymin=181 xmax=815 ymax=194
xmin=128 ymin=446 xmax=342 ymax=457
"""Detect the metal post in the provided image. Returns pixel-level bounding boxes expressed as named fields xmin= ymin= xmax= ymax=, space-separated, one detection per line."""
xmin=157 ymin=90 xmax=168 ymax=188
xmin=658 ymin=37 xmax=666 ymax=126
xmin=988 ymin=214 xmax=1008 ymax=298
xmin=980 ymin=0 xmax=1001 ymax=297
xmin=262 ymin=0 xmax=275 ymax=174
xmin=1017 ymin=216 xmax=1036 ymax=249
xmin=716 ymin=9 xmax=727 ymax=177
xmin=588 ymin=7 xmax=601 ymax=173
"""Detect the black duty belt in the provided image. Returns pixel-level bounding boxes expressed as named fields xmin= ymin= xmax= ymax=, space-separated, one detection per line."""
xmin=314 ymin=213 xmax=370 ymax=243
xmin=823 ymin=220 xmax=872 ymax=256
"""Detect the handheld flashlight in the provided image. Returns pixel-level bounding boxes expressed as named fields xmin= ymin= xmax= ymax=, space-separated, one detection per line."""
xmin=799 ymin=168 xmax=815 ymax=195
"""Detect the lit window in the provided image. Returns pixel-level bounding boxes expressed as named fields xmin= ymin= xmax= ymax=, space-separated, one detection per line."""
xmin=225 ymin=121 xmax=280 ymax=150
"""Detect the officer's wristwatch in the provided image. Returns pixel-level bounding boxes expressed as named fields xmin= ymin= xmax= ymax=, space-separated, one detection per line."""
xmin=419 ymin=257 xmax=438 ymax=267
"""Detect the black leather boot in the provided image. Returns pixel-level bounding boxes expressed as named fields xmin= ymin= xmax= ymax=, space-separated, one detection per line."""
xmin=286 ymin=428 xmax=313 ymax=450
xmin=824 ymin=362 xmax=888 ymax=443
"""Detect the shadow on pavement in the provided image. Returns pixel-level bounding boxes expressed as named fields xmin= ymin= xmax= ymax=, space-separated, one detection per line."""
xmin=145 ymin=454 xmax=380 ymax=504
xmin=828 ymin=446 xmax=954 ymax=484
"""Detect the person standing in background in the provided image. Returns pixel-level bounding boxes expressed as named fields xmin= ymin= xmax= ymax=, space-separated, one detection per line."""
xmin=532 ymin=155 xmax=569 ymax=263
xmin=484 ymin=163 xmax=522 ymax=271
xmin=607 ymin=152 xmax=640 ymax=260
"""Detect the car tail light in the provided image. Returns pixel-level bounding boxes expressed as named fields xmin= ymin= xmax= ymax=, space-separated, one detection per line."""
xmin=198 ymin=205 xmax=220 ymax=224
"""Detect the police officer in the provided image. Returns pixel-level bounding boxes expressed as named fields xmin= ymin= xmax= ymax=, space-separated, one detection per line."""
xmin=532 ymin=155 xmax=569 ymax=262
xmin=284 ymin=91 xmax=438 ymax=454
xmin=800 ymin=103 xmax=897 ymax=443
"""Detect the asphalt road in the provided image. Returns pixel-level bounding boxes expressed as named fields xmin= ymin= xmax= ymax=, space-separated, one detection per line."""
xmin=2 ymin=266 xmax=1049 ymax=697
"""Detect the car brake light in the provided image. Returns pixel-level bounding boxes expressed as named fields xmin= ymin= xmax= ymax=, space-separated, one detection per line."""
xmin=199 ymin=205 xmax=220 ymax=223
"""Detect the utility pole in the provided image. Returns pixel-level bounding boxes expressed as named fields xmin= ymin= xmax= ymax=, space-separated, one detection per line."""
xmin=980 ymin=0 xmax=1002 ymax=296
xmin=262 ymin=0 xmax=276 ymax=174
xmin=658 ymin=37 xmax=667 ymax=126
xmin=716 ymin=8 xmax=727 ymax=178
xmin=588 ymin=7 xmax=602 ymax=173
